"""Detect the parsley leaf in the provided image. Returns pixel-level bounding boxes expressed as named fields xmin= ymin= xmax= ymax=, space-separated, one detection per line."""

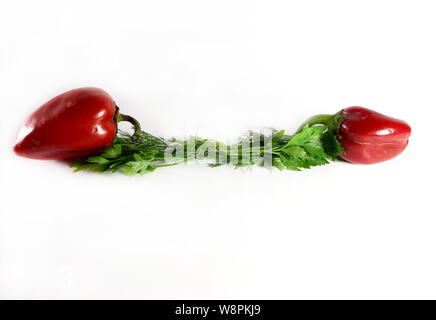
xmin=71 ymin=124 xmax=344 ymax=175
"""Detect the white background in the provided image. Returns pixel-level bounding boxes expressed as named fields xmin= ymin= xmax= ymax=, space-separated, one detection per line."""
xmin=0 ymin=0 xmax=434 ymax=299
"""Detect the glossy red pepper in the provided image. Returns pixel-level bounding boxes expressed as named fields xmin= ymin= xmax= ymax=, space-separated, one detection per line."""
xmin=13 ymin=87 xmax=141 ymax=160
xmin=337 ymin=107 xmax=411 ymax=164
xmin=298 ymin=106 xmax=411 ymax=164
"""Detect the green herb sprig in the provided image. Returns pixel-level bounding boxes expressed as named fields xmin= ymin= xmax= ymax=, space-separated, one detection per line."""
xmin=71 ymin=124 xmax=344 ymax=175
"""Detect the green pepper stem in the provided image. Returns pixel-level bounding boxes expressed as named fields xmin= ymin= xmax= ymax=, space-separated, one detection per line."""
xmin=295 ymin=109 xmax=345 ymax=133
xmin=116 ymin=112 xmax=142 ymax=141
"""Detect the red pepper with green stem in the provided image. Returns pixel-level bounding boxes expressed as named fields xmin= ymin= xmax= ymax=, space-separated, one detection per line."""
xmin=13 ymin=87 xmax=141 ymax=160
xmin=298 ymin=106 xmax=412 ymax=164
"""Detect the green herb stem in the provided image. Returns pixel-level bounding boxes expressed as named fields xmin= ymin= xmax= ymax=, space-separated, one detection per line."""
xmin=71 ymin=125 xmax=344 ymax=175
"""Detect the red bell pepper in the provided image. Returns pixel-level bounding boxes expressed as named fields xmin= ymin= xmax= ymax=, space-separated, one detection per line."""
xmin=298 ymin=106 xmax=411 ymax=164
xmin=13 ymin=87 xmax=141 ymax=160
xmin=337 ymin=107 xmax=411 ymax=164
